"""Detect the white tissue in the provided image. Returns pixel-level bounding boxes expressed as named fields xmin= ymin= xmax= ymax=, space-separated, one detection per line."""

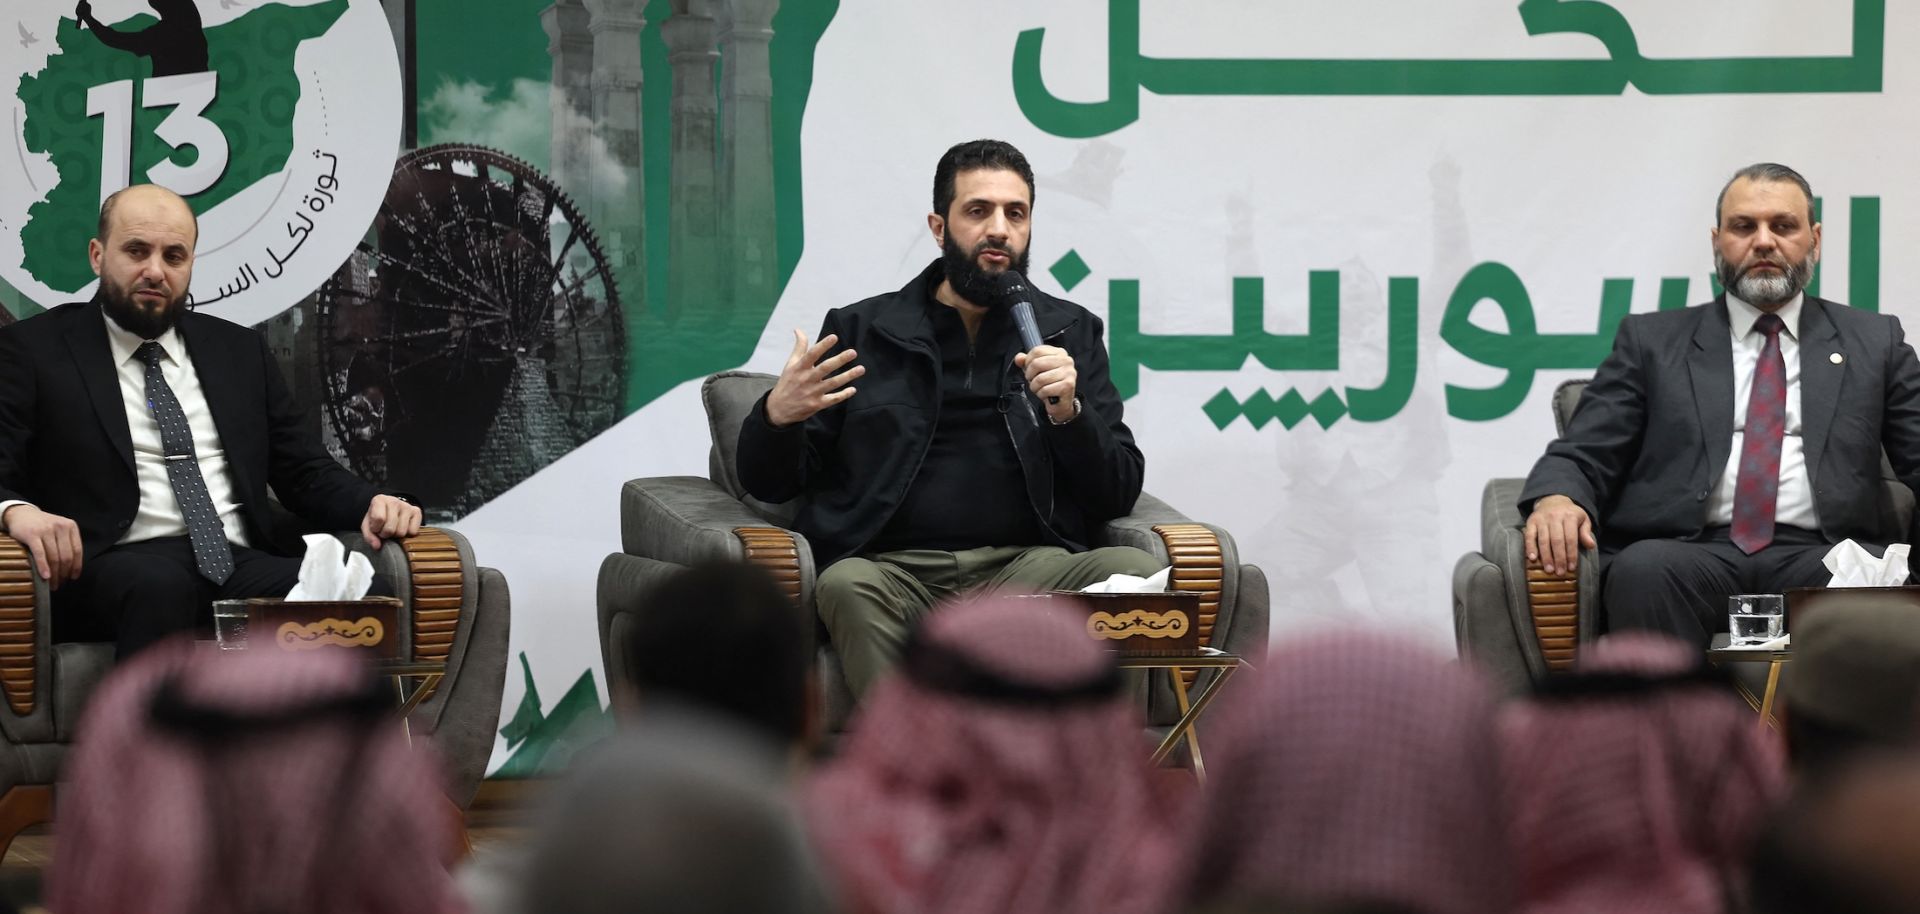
xmin=1821 ymin=538 xmax=1912 ymax=588
xmin=283 ymin=534 xmax=377 ymax=601
xmin=1078 ymin=566 xmax=1171 ymax=594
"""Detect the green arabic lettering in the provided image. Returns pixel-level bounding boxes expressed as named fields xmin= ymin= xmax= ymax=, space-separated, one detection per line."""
xmin=1440 ymin=262 xmax=1630 ymax=420
xmin=1346 ymin=276 xmax=1418 ymax=422
xmin=1107 ymin=272 xmax=1340 ymax=400
xmin=1013 ymin=0 xmax=1883 ymax=138
xmin=1011 ymin=0 xmax=1139 ymax=138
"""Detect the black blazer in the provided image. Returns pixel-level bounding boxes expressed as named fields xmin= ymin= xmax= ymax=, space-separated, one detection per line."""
xmin=0 ymin=301 xmax=377 ymax=560
xmin=1520 ymin=296 xmax=1920 ymax=551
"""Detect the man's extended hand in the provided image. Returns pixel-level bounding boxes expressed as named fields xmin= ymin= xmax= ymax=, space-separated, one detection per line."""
xmin=3 ymin=505 xmax=82 ymax=590
xmin=1524 ymin=495 xmax=1596 ymax=575
xmin=1014 ymin=345 xmax=1078 ymax=423
xmin=360 ymin=495 xmax=422 ymax=550
xmin=766 ymin=329 xmax=863 ymax=428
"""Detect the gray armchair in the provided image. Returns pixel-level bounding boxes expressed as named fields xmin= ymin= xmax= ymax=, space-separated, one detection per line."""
xmin=0 ymin=526 xmax=511 ymax=853
xmin=598 ymin=371 xmax=1270 ymax=731
xmin=1453 ymin=379 xmax=1914 ymax=693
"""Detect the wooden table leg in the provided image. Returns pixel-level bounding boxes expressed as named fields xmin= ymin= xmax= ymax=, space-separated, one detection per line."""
xmin=0 ymin=785 xmax=51 ymax=863
xmin=1758 ymin=660 xmax=1784 ymax=730
xmin=445 ymin=792 xmax=472 ymax=864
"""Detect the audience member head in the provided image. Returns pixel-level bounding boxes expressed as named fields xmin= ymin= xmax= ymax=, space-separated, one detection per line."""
xmin=618 ymin=561 xmax=814 ymax=748
xmin=1784 ymin=601 xmax=1920 ymax=772
xmin=47 ymin=638 xmax=462 ymax=914
xmin=1750 ymin=750 xmax=1920 ymax=914
xmin=806 ymin=594 xmax=1182 ymax=914
xmin=1176 ymin=630 xmax=1512 ymax=914
xmin=1501 ymin=632 xmax=1785 ymax=914
xmin=518 ymin=707 xmax=832 ymax=914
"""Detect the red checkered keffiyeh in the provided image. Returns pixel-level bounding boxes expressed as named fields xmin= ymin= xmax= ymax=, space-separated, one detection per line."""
xmin=1174 ymin=631 xmax=1515 ymax=914
xmin=1501 ymin=633 xmax=1786 ymax=914
xmin=804 ymin=595 xmax=1186 ymax=914
xmin=47 ymin=638 xmax=465 ymax=914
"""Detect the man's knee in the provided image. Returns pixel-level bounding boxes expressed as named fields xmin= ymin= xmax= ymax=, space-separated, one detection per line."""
xmin=1082 ymin=546 xmax=1164 ymax=578
xmin=1605 ymin=539 xmax=1703 ymax=589
xmin=815 ymin=558 xmax=895 ymax=629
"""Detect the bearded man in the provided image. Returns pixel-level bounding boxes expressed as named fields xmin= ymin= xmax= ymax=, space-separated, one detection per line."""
xmin=737 ymin=139 xmax=1159 ymax=695
xmin=0 ymin=184 xmax=420 ymax=657
xmin=1519 ymin=163 xmax=1920 ymax=648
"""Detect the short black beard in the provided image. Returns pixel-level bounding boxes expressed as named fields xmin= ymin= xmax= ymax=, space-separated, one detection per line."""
xmin=941 ymin=233 xmax=1030 ymax=308
xmin=97 ymin=280 xmax=183 ymax=339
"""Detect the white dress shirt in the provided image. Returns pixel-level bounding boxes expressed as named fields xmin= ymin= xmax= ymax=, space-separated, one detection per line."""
xmin=1704 ymin=293 xmax=1817 ymax=530
xmin=1 ymin=314 xmax=250 ymax=544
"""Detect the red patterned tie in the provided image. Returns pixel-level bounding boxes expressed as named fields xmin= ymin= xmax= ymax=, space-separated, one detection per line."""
xmin=1731 ymin=313 xmax=1786 ymax=554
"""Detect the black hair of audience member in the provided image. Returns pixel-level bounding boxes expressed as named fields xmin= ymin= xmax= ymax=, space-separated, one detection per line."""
xmin=1784 ymin=705 xmax=1886 ymax=776
xmin=620 ymin=562 xmax=812 ymax=746
xmin=1748 ymin=753 xmax=1920 ymax=914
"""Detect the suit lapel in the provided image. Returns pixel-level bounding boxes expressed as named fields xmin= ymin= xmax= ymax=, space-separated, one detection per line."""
xmin=1798 ymin=296 xmax=1844 ymax=485
xmin=63 ymin=305 xmax=136 ymax=476
xmin=176 ymin=314 xmax=246 ymax=486
xmin=1687 ymin=297 xmax=1735 ymax=486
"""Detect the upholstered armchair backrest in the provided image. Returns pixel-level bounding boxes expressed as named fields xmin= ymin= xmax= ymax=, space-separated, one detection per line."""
xmin=701 ymin=371 xmax=797 ymax=528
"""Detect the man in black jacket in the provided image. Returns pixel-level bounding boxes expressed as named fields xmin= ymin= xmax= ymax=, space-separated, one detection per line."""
xmin=737 ymin=140 xmax=1159 ymax=695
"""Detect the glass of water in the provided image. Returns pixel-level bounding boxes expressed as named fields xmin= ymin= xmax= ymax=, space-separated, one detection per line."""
xmin=212 ymin=600 xmax=250 ymax=651
xmin=1728 ymin=593 xmax=1785 ymax=646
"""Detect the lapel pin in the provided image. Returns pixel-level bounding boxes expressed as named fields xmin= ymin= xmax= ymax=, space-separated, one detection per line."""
xmin=1830 ymin=352 xmax=1844 ymax=365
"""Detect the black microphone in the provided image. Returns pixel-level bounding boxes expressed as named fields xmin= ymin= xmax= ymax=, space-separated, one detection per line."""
xmin=991 ymin=271 xmax=1059 ymax=405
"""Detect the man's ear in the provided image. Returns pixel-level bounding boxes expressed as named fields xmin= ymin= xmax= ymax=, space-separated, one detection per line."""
xmin=88 ymin=238 xmax=104 ymax=277
xmin=927 ymin=213 xmax=945 ymax=249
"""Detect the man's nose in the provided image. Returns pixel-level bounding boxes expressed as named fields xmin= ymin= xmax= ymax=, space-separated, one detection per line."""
xmin=1752 ymin=226 xmax=1777 ymax=253
xmin=984 ymin=209 xmax=1011 ymax=241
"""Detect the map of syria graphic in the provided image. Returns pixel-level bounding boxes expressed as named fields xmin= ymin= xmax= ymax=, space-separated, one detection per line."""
xmin=15 ymin=0 xmax=347 ymax=294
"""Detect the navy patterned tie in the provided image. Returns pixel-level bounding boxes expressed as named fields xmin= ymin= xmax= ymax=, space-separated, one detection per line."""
xmin=1731 ymin=314 xmax=1786 ymax=555
xmin=135 ymin=342 xmax=234 ymax=584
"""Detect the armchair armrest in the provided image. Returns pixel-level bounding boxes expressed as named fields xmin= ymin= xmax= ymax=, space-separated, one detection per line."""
xmin=1097 ymin=491 xmax=1242 ymax=658
xmin=0 ymin=537 xmax=44 ymax=726
xmin=1477 ymin=478 xmax=1596 ymax=679
xmin=618 ymin=476 xmax=815 ymax=571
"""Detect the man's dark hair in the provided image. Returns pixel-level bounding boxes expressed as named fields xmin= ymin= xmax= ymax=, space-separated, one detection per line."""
xmin=1785 ymin=703 xmax=1891 ymax=776
xmin=1748 ymin=758 xmax=1915 ymax=914
xmin=620 ymin=562 xmax=811 ymax=746
xmin=97 ymin=185 xmax=200 ymax=245
xmin=1715 ymin=162 xmax=1815 ymax=225
xmin=932 ymin=139 xmax=1035 ymax=219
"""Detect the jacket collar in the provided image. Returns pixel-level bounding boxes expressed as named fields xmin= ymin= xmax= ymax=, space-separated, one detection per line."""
xmin=874 ymin=259 xmax=1082 ymax=348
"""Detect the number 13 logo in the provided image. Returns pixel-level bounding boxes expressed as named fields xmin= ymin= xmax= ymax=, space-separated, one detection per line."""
xmin=84 ymin=71 xmax=227 ymax=204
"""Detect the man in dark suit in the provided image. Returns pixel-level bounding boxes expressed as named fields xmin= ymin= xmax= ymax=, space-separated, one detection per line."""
xmin=1520 ymin=163 xmax=1920 ymax=648
xmin=0 ymin=184 xmax=422 ymax=656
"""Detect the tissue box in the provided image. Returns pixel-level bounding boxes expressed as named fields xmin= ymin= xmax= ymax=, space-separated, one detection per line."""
xmin=1052 ymin=590 xmax=1203 ymax=656
xmin=1786 ymin=586 xmax=1920 ymax=633
xmin=242 ymin=597 xmax=403 ymax=658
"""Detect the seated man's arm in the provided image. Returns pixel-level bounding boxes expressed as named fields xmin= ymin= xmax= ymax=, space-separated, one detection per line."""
xmin=1030 ymin=313 xmax=1143 ymax=523
xmin=1518 ymin=316 xmax=1651 ymax=572
xmin=1875 ymin=316 xmax=1920 ymax=549
xmin=0 ymin=330 xmax=81 ymax=586
xmin=255 ymin=334 xmax=381 ymax=533
xmin=737 ymin=313 xmax=858 ymax=505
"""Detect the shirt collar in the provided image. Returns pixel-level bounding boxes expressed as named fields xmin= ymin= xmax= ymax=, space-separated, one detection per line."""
xmin=1725 ymin=291 xmax=1802 ymax=342
xmin=101 ymin=307 xmax=183 ymax=368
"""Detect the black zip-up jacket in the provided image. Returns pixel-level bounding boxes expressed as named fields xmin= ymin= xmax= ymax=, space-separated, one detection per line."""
xmin=737 ymin=259 xmax=1145 ymax=566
